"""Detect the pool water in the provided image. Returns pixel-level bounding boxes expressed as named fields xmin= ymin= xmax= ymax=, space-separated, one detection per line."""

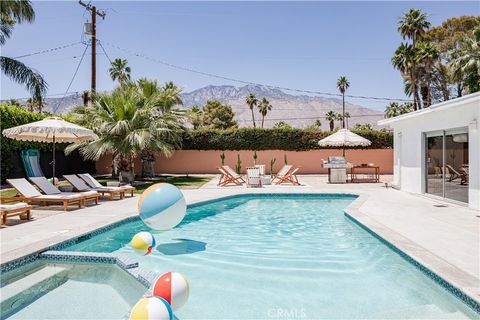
xmin=64 ymin=194 xmax=477 ymax=319
xmin=1 ymin=263 xmax=145 ymax=319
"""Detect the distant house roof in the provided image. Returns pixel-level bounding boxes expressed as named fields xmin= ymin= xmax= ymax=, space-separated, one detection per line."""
xmin=378 ymin=92 xmax=480 ymax=126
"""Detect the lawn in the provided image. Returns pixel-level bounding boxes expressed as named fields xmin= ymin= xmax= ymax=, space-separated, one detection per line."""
xmin=0 ymin=175 xmax=213 ymax=198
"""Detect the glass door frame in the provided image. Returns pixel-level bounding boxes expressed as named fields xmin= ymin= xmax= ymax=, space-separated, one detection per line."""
xmin=423 ymin=127 xmax=469 ymax=203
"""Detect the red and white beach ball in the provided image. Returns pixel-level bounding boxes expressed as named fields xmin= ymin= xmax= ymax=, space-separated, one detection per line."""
xmin=129 ymin=296 xmax=173 ymax=320
xmin=152 ymin=272 xmax=189 ymax=310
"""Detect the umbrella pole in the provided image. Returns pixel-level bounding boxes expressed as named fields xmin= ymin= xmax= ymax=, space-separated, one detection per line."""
xmin=343 ymin=147 xmax=345 ymax=157
xmin=52 ymin=135 xmax=56 ymax=182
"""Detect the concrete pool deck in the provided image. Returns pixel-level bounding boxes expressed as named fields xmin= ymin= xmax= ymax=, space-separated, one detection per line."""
xmin=1 ymin=174 xmax=478 ymax=304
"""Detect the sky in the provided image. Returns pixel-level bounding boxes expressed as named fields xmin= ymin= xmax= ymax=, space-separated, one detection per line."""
xmin=1 ymin=1 xmax=478 ymax=110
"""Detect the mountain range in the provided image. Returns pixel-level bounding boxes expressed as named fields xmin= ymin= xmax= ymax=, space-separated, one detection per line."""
xmin=8 ymin=84 xmax=384 ymax=129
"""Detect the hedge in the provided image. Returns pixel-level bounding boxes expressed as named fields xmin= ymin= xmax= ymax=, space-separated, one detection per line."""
xmin=0 ymin=105 xmax=66 ymax=183
xmin=180 ymin=128 xmax=393 ymax=151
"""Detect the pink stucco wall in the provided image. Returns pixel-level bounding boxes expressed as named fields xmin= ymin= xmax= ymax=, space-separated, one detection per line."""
xmin=95 ymin=149 xmax=393 ymax=175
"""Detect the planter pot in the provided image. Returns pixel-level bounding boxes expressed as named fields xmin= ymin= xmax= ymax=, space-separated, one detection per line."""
xmin=119 ymin=171 xmax=135 ymax=184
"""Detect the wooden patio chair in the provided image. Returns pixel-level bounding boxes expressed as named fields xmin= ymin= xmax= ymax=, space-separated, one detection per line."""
xmin=5 ymin=179 xmax=84 ymax=212
xmin=217 ymin=166 xmax=245 ymax=186
xmin=78 ymin=173 xmax=135 ymax=197
xmin=0 ymin=202 xmax=32 ymax=224
xmin=271 ymin=165 xmax=292 ymax=184
xmin=64 ymin=174 xmax=125 ymax=200
xmin=274 ymin=167 xmax=301 ymax=185
xmin=246 ymin=167 xmax=261 ymax=188
xmin=29 ymin=176 xmax=99 ymax=206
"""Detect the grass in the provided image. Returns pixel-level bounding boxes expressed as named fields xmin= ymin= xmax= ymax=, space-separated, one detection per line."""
xmin=0 ymin=175 xmax=213 ymax=198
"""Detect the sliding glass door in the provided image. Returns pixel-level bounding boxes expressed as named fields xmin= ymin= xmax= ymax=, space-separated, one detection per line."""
xmin=425 ymin=129 xmax=469 ymax=203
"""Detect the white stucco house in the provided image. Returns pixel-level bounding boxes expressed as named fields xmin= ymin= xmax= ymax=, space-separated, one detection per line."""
xmin=378 ymin=92 xmax=479 ymax=210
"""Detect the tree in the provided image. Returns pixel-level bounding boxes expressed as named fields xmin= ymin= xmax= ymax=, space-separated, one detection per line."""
xmin=109 ymin=58 xmax=131 ymax=85
xmin=343 ymin=112 xmax=351 ymax=128
xmin=245 ymin=93 xmax=258 ymax=128
xmin=67 ymin=83 xmax=184 ymax=182
xmin=258 ymin=97 xmax=272 ymax=128
xmin=384 ymin=101 xmax=414 ymax=118
xmin=392 ymin=43 xmax=418 ymax=109
xmin=353 ymin=123 xmax=373 ymax=130
xmin=423 ymin=16 xmax=480 ymax=100
xmin=273 ymin=121 xmax=292 ymax=129
xmin=325 ymin=110 xmax=339 ymax=131
xmin=188 ymin=105 xmax=204 ymax=129
xmin=202 ymin=100 xmax=237 ymax=129
xmin=416 ymin=42 xmax=439 ymax=107
xmin=397 ymin=9 xmax=431 ymax=109
xmin=336 ymin=76 xmax=350 ymax=128
xmin=1 ymin=1 xmax=47 ymax=102
xmin=450 ymin=27 xmax=480 ymax=94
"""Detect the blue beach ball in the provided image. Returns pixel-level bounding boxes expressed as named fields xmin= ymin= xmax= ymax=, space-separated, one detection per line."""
xmin=138 ymin=183 xmax=186 ymax=231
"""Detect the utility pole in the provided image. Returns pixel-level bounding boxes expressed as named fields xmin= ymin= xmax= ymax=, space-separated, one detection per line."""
xmin=79 ymin=1 xmax=105 ymax=98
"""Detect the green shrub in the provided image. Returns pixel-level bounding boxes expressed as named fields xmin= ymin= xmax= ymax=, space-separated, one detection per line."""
xmin=180 ymin=128 xmax=392 ymax=151
xmin=0 ymin=104 xmax=71 ymax=183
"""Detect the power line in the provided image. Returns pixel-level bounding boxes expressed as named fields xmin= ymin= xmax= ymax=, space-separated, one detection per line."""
xmin=54 ymin=44 xmax=89 ymax=113
xmin=12 ymin=42 xmax=83 ymax=59
xmin=236 ymin=114 xmax=384 ymax=122
xmin=98 ymin=40 xmax=112 ymax=64
xmin=102 ymin=40 xmax=412 ymax=103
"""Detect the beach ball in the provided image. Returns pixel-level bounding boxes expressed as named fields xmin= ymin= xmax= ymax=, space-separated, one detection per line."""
xmin=130 ymin=232 xmax=156 ymax=256
xmin=152 ymin=272 xmax=189 ymax=310
xmin=48 ymin=177 xmax=59 ymax=185
xmin=129 ymin=296 xmax=173 ymax=320
xmin=138 ymin=183 xmax=186 ymax=231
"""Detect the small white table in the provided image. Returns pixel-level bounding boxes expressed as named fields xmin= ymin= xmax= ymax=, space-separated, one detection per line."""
xmin=260 ymin=176 xmax=271 ymax=185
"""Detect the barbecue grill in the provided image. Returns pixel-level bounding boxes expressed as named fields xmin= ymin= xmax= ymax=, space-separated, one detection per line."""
xmin=322 ymin=156 xmax=353 ymax=184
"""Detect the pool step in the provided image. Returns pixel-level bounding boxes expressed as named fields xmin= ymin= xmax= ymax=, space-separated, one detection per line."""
xmin=373 ymin=303 xmax=469 ymax=319
xmin=0 ymin=266 xmax=68 ymax=317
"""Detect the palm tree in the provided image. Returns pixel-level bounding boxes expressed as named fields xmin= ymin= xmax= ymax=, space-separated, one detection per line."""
xmin=81 ymin=90 xmax=91 ymax=106
xmin=384 ymin=102 xmax=401 ymax=118
xmin=258 ymin=97 xmax=272 ymax=128
xmin=325 ymin=110 xmax=338 ymax=131
xmin=336 ymin=76 xmax=350 ymax=128
xmin=397 ymin=9 xmax=431 ymax=109
xmin=392 ymin=43 xmax=418 ymax=109
xmin=1 ymin=0 xmax=47 ymax=101
xmin=450 ymin=27 xmax=480 ymax=94
xmin=314 ymin=119 xmax=322 ymax=130
xmin=109 ymin=58 xmax=131 ymax=85
xmin=344 ymin=112 xmax=351 ymax=128
xmin=245 ymin=93 xmax=258 ymax=128
xmin=416 ymin=42 xmax=439 ymax=107
xmin=67 ymin=83 xmax=184 ymax=181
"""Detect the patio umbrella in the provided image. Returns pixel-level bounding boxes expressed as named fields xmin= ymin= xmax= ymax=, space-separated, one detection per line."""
xmin=318 ymin=128 xmax=371 ymax=156
xmin=2 ymin=117 xmax=98 ymax=180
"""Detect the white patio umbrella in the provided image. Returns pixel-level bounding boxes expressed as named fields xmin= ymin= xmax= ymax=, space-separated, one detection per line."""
xmin=318 ymin=128 xmax=371 ymax=156
xmin=2 ymin=117 xmax=98 ymax=180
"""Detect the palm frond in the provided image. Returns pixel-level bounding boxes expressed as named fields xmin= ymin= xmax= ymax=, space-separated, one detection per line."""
xmin=0 ymin=56 xmax=47 ymax=96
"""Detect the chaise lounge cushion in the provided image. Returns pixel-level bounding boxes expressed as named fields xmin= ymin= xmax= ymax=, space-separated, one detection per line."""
xmin=0 ymin=202 xmax=29 ymax=211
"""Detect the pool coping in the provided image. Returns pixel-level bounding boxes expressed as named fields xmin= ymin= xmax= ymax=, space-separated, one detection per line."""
xmin=344 ymin=195 xmax=480 ymax=312
xmin=1 ymin=191 xmax=479 ymax=315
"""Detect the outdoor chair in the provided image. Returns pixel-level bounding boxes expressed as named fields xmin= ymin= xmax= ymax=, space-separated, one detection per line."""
xmin=274 ymin=167 xmax=300 ymax=185
xmin=254 ymin=164 xmax=265 ymax=176
xmin=271 ymin=165 xmax=292 ymax=184
xmin=246 ymin=167 xmax=261 ymax=188
xmin=64 ymin=174 xmax=126 ymax=200
xmin=445 ymin=165 xmax=467 ymax=184
xmin=78 ymin=173 xmax=135 ymax=197
xmin=5 ymin=178 xmax=84 ymax=211
xmin=29 ymin=177 xmax=99 ymax=206
xmin=217 ymin=166 xmax=245 ymax=186
xmin=0 ymin=202 xmax=32 ymax=224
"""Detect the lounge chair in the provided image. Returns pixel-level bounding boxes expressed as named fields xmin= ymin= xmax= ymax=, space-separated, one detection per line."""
xmin=217 ymin=166 xmax=245 ymax=186
xmin=29 ymin=177 xmax=99 ymax=206
xmin=274 ymin=167 xmax=300 ymax=185
xmin=5 ymin=178 xmax=84 ymax=211
xmin=64 ymin=174 xmax=126 ymax=200
xmin=446 ymin=164 xmax=468 ymax=185
xmin=271 ymin=165 xmax=292 ymax=184
xmin=0 ymin=202 xmax=32 ymax=224
xmin=246 ymin=167 xmax=261 ymax=188
xmin=78 ymin=173 xmax=135 ymax=197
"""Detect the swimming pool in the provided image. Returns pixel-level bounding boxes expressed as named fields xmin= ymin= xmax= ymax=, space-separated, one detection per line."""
xmin=62 ymin=194 xmax=476 ymax=319
xmin=1 ymin=262 xmax=145 ymax=319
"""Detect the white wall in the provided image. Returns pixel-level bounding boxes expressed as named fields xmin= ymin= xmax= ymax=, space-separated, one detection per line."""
xmin=389 ymin=97 xmax=479 ymax=210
